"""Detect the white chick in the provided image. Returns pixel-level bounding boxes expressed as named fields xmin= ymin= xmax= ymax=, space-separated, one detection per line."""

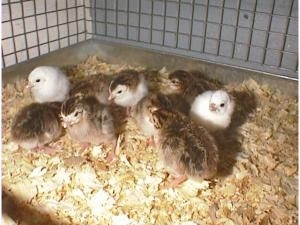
xmin=27 ymin=66 xmax=70 ymax=102
xmin=11 ymin=102 xmax=63 ymax=152
xmin=108 ymin=69 xmax=148 ymax=112
xmin=190 ymin=90 xmax=235 ymax=131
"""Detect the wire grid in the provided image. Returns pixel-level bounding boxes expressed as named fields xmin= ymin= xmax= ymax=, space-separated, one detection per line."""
xmin=86 ymin=0 xmax=298 ymax=79
xmin=2 ymin=0 xmax=298 ymax=79
xmin=2 ymin=0 xmax=86 ymax=68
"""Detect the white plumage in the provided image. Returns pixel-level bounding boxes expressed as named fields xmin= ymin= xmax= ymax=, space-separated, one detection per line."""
xmin=190 ymin=90 xmax=235 ymax=131
xmin=27 ymin=66 xmax=70 ymax=103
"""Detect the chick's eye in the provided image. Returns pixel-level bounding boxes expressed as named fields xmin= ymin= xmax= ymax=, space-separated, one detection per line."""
xmin=117 ymin=90 xmax=122 ymax=94
xmin=220 ymin=103 xmax=225 ymax=107
xmin=36 ymin=79 xmax=40 ymax=83
xmin=74 ymin=111 xmax=79 ymax=117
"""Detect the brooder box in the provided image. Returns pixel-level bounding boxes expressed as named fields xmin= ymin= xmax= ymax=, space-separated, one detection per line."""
xmin=2 ymin=0 xmax=298 ymax=225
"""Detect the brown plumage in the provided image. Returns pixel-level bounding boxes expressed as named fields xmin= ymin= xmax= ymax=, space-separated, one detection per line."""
xmin=70 ymin=73 xmax=113 ymax=104
xmin=160 ymin=70 xmax=221 ymax=104
xmin=61 ymin=95 xmax=114 ymax=144
xmin=189 ymin=70 xmax=223 ymax=90
xmin=11 ymin=102 xmax=63 ymax=150
xmin=149 ymin=108 xmax=219 ymax=188
xmin=133 ymin=92 xmax=190 ymax=138
xmin=109 ymin=70 xmax=140 ymax=91
xmin=60 ymin=95 xmax=126 ymax=160
xmin=108 ymin=69 xmax=148 ymax=108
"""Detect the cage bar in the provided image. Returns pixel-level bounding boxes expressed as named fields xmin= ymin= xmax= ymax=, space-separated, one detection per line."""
xmin=1 ymin=0 xmax=298 ymax=79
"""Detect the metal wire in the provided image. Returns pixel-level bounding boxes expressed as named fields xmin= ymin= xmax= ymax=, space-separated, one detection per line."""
xmin=246 ymin=0 xmax=258 ymax=61
xmin=2 ymin=0 xmax=298 ymax=78
xmin=217 ymin=0 xmax=225 ymax=56
xmin=7 ymin=2 xmax=17 ymax=66
xmin=20 ymin=1 xmax=29 ymax=61
xmin=150 ymin=0 xmax=154 ymax=44
xmin=162 ymin=0 xmax=167 ymax=46
xmin=188 ymin=0 xmax=195 ymax=50
xmin=175 ymin=0 xmax=181 ymax=48
xmin=2 ymin=0 xmax=86 ymax=68
xmin=279 ymin=0 xmax=294 ymax=68
xmin=232 ymin=0 xmax=242 ymax=59
xmin=45 ymin=0 xmax=51 ymax=53
xmin=202 ymin=0 xmax=210 ymax=53
xmin=262 ymin=0 xmax=276 ymax=65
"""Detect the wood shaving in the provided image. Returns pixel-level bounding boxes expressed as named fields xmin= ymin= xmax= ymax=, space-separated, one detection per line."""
xmin=2 ymin=56 xmax=297 ymax=225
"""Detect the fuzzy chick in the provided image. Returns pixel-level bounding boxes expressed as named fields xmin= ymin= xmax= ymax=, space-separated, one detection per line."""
xmin=160 ymin=70 xmax=220 ymax=104
xmin=11 ymin=102 xmax=63 ymax=152
xmin=27 ymin=66 xmax=70 ymax=102
xmin=133 ymin=92 xmax=189 ymax=146
xmin=190 ymin=90 xmax=235 ymax=131
xmin=60 ymin=95 xmax=125 ymax=161
xmin=108 ymin=69 xmax=148 ymax=113
xmin=70 ymin=73 xmax=113 ymax=104
xmin=149 ymin=108 xmax=219 ymax=188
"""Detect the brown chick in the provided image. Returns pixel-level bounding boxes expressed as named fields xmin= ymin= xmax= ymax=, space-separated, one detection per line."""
xmin=108 ymin=69 xmax=148 ymax=114
xmin=133 ymin=92 xmax=190 ymax=146
xmin=70 ymin=73 xmax=113 ymax=104
xmin=60 ymin=95 xmax=125 ymax=161
xmin=11 ymin=102 xmax=63 ymax=153
xmin=149 ymin=108 xmax=219 ymax=188
xmin=160 ymin=70 xmax=221 ymax=104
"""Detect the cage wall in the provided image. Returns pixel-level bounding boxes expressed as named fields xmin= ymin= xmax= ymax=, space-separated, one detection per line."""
xmin=2 ymin=0 xmax=298 ymax=80
xmin=2 ymin=0 xmax=87 ymax=68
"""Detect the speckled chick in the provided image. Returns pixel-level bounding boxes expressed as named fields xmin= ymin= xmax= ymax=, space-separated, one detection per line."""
xmin=133 ymin=92 xmax=189 ymax=138
xmin=60 ymin=95 xmax=124 ymax=160
xmin=160 ymin=70 xmax=220 ymax=104
xmin=190 ymin=90 xmax=235 ymax=131
xmin=11 ymin=102 xmax=63 ymax=150
xmin=108 ymin=69 xmax=148 ymax=110
xmin=27 ymin=66 xmax=70 ymax=102
xmin=61 ymin=95 xmax=117 ymax=145
xmin=149 ymin=108 xmax=219 ymax=188
xmin=70 ymin=73 xmax=113 ymax=104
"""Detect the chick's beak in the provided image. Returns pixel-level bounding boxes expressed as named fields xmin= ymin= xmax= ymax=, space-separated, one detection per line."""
xmin=61 ymin=121 xmax=68 ymax=128
xmin=108 ymin=94 xmax=115 ymax=102
xmin=209 ymin=103 xmax=218 ymax=112
xmin=60 ymin=115 xmax=72 ymax=128
xmin=26 ymin=83 xmax=33 ymax=89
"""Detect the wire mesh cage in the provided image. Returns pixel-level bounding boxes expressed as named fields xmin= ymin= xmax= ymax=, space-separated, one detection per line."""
xmin=2 ymin=0 xmax=86 ymax=67
xmin=2 ymin=0 xmax=298 ymax=79
xmin=1 ymin=1 xmax=298 ymax=225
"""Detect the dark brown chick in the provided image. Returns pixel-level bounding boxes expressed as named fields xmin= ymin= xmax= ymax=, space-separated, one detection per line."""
xmin=11 ymin=102 xmax=63 ymax=152
xmin=160 ymin=70 xmax=221 ymax=104
xmin=70 ymin=73 xmax=113 ymax=104
xmin=133 ymin=92 xmax=189 ymax=140
xmin=149 ymin=108 xmax=219 ymax=188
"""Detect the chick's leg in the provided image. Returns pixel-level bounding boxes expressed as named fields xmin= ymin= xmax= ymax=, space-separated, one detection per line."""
xmin=105 ymin=147 xmax=116 ymax=163
xmin=161 ymin=174 xmax=188 ymax=189
xmin=32 ymin=145 xmax=57 ymax=155
xmin=105 ymin=137 xmax=120 ymax=163
xmin=146 ymin=135 xmax=156 ymax=147
xmin=77 ymin=142 xmax=92 ymax=154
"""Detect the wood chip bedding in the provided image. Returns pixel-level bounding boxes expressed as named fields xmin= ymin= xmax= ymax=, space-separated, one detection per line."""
xmin=2 ymin=56 xmax=298 ymax=225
